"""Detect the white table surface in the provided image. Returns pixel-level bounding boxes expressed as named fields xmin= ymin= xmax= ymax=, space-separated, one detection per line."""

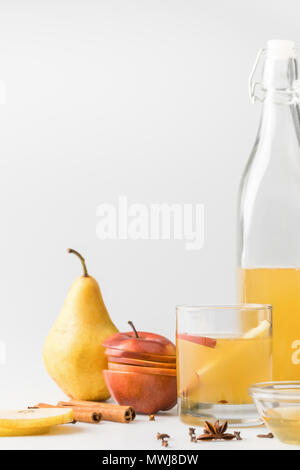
xmin=0 ymin=409 xmax=294 ymax=451
xmin=0 ymin=380 xmax=296 ymax=450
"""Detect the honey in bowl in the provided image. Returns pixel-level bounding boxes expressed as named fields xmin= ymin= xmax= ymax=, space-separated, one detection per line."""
xmin=264 ymin=407 xmax=300 ymax=445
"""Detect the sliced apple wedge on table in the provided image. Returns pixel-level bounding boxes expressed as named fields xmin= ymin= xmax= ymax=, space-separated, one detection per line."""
xmin=106 ymin=355 xmax=176 ymax=369
xmin=108 ymin=361 xmax=177 ymax=376
xmin=105 ymin=348 xmax=176 ymax=363
xmin=0 ymin=408 xmax=74 ymax=436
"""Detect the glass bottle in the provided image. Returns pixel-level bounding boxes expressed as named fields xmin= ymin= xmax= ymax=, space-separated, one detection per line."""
xmin=238 ymin=40 xmax=300 ymax=380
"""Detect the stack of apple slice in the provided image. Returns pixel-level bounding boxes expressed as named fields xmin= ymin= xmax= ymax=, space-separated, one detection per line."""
xmin=102 ymin=324 xmax=177 ymax=414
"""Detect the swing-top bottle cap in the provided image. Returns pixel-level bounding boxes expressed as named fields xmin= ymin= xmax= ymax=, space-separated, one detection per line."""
xmin=266 ymin=40 xmax=296 ymax=59
xmin=250 ymin=40 xmax=299 ymax=102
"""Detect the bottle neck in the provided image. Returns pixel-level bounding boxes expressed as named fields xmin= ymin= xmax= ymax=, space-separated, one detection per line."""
xmin=262 ymin=56 xmax=298 ymax=91
xmin=256 ymin=52 xmax=300 ymax=147
xmin=251 ymin=53 xmax=300 ymax=104
xmin=257 ymin=93 xmax=300 ymax=151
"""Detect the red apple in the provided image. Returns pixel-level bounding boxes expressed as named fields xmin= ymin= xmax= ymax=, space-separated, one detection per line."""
xmin=103 ymin=369 xmax=177 ymax=414
xmin=108 ymin=361 xmax=177 ymax=376
xmin=103 ymin=329 xmax=176 ymax=356
xmin=103 ymin=322 xmax=177 ymax=414
xmin=106 ymin=355 xmax=176 ymax=369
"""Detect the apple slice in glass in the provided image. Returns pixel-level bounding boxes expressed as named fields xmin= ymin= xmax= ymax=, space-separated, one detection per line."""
xmin=176 ymin=333 xmax=216 ymax=348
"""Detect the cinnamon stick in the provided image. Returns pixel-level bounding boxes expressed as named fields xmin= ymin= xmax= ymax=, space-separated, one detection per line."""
xmin=70 ymin=408 xmax=102 ymax=424
xmin=57 ymin=400 xmax=136 ymax=423
xmin=34 ymin=403 xmax=102 ymax=424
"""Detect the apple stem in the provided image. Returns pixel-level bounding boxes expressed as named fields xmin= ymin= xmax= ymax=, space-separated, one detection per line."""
xmin=68 ymin=248 xmax=88 ymax=277
xmin=128 ymin=321 xmax=139 ymax=338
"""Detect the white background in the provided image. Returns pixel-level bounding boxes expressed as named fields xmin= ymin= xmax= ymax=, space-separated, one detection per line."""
xmin=0 ymin=0 xmax=298 ymax=408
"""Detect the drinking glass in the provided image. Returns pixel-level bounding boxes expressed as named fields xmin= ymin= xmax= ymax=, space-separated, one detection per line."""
xmin=176 ymin=304 xmax=272 ymax=427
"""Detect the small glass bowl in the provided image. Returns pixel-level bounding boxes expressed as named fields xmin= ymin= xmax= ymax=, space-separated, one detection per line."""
xmin=249 ymin=381 xmax=300 ymax=445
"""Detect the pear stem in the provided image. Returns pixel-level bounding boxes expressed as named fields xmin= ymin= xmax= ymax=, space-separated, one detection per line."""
xmin=128 ymin=321 xmax=139 ymax=338
xmin=68 ymin=248 xmax=88 ymax=277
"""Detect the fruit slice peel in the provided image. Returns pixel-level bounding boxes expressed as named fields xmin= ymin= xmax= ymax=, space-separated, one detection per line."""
xmin=0 ymin=408 xmax=74 ymax=429
xmin=108 ymin=361 xmax=177 ymax=376
xmin=0 ymin=426 xmax=52 ymax=436
xmin=106 ymin=355 xmax=176 ymax=369
xmin=105 ymin=347 xmax=176 ymax=363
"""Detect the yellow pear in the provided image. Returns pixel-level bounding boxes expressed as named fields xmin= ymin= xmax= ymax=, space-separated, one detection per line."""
xmin=43 ymin=249 xmax=118 ymax=401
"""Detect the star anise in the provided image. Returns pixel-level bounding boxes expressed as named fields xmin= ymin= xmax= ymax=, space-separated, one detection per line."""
xmin=197 ymin=420 xmax=236 ymax=441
